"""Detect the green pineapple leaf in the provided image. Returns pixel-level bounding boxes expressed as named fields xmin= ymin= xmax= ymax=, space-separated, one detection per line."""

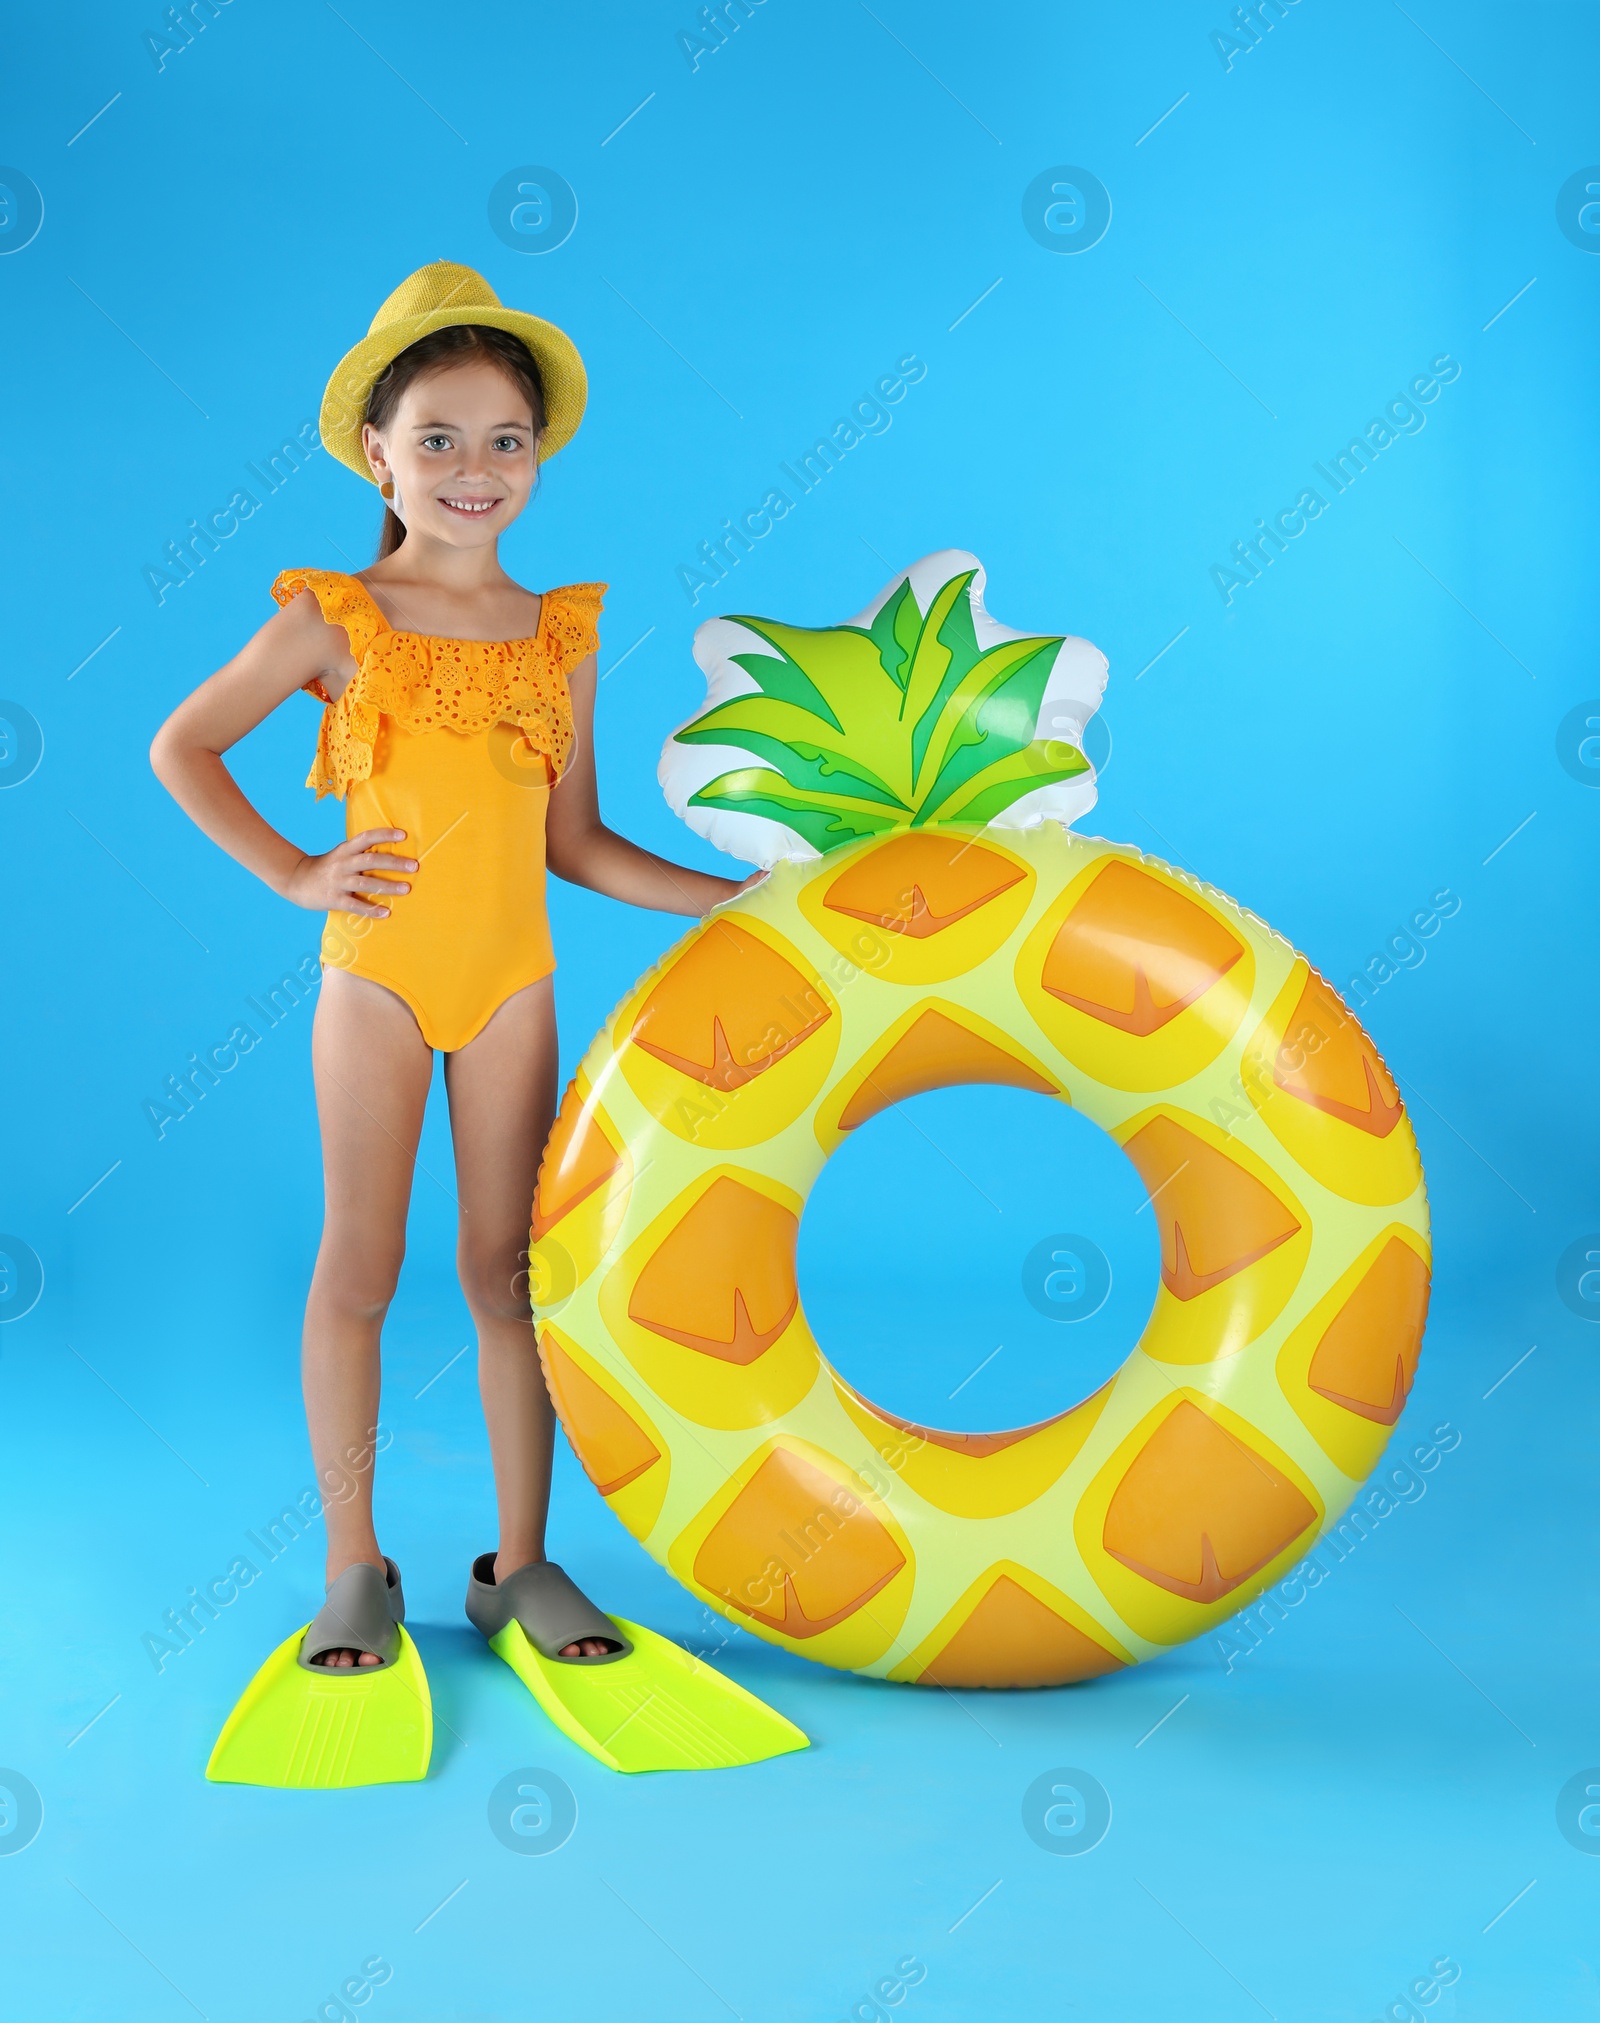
xmin=900 ymin=571 xmax=980 ymax=788
xmin=721 ymin=619 xmax=920 ymax=801
xmin=724 ymin=633 xmax=848 ymax=732
xmin=861 ymin=576 xmax=923 ymax=696
xmin=688 ymin=767 xmax=903 ymax=853
xmin=663 ymin=553 xmax=1104 ymax=861
xmin=674 ymin=722 xmax=909 ymax=811
xmin=913 ymin=636 xmax=1065 ymax=823
xmin=928 ymin=741 xmax=1090 ymax=826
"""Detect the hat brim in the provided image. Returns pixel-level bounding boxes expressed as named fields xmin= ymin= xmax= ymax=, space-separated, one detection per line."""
xmin=319 ymin=306 xmax=588 ymax=482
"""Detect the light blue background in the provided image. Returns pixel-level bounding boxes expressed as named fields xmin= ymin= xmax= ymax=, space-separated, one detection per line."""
xmin=2 ymin=2 xmax=1597 ymax=2017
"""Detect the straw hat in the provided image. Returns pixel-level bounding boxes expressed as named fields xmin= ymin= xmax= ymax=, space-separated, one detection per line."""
xmin=319 ymin=260 xmax=587 ymax=482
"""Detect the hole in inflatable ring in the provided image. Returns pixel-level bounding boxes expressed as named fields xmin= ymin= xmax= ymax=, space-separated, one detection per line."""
xmin=796 ymin=1085 xmax=1161 ymax=1436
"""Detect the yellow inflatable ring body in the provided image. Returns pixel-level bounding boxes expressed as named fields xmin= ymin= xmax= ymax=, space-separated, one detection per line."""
xmin=531 ymin=557 xmax=1430 ymax=1689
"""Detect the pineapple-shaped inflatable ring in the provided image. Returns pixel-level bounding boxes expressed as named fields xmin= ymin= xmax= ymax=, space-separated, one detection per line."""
xmin=530 ymin=552 xmax=1430 ymax=1688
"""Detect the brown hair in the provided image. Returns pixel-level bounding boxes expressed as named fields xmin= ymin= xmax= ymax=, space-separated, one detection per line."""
xmin=364 ymin=324 xmax=547 ymax=558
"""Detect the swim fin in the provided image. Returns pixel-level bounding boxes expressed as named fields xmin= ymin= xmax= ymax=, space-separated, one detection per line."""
xmin=207 ymin=1559 xmax=432 ymax=1788
xmin=487 ymin=1617 xmax=808 ymax=1775
xmin=206 ymin=1624 xmax=433 ymax=1787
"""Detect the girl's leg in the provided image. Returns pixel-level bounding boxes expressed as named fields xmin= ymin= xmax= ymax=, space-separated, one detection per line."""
xmin=443 ymin=975 xmax=612 ymax=1657
xmin=304 ymin=966 xmax=434 ymax=1662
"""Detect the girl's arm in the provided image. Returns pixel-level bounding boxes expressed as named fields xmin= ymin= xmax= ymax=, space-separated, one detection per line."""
xmin=546 ymin=651 xmax=758 ymax=916
xmin=149 ymin=588 xmax=418 ymax=919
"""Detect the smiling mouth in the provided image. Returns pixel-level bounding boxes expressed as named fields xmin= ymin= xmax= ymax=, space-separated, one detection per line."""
xmin=439 ymin=496 xmax=501 ymax=516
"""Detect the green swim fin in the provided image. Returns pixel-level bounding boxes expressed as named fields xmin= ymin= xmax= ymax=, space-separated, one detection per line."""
xmin=206 ymin=1625 xmax=433 ymax=1788
xmin=488 ymin=1617 xmax=808 ymax=1774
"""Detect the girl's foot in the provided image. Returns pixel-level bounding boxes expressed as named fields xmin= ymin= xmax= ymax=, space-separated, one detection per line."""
xmin=491 ymin=1551 xmax=618 ymax=1657
xmin=298 ymin=1558 xmax=405 ymax=1674
xmin=310 ymin=1553 xmax=387 ymax=1664
xmin=468 ymin=1553 xmax=630 ymax=1662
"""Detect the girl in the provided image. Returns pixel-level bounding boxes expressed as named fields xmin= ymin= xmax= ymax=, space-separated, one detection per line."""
xmin=152 ymin=261 xmax=749 ymax=1674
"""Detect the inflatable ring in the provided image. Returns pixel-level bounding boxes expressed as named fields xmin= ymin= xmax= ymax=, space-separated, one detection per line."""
xmin=531 ymin=553 xmax=1430 ymax=1688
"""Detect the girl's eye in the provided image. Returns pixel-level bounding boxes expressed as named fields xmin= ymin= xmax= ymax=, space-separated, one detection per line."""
xmin=493 ymin=436 xmax=523 ymax=453
xmin=421 ymin=434 xmax=452 ymax=451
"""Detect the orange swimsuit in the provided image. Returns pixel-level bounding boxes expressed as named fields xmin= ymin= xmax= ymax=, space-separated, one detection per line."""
xmin=271 ymin=569 xmax=605 ymax=1051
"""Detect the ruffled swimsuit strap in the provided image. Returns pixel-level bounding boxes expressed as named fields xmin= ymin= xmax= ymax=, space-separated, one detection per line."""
xmin=271 ymin=570 xmax=392 ymax=800
xmin=543 ymin=583 xmax=606 ymax=675
xmin=515 ymin=582 xmax=606 ymax=782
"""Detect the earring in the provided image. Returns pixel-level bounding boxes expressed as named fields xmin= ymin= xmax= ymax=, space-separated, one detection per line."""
xmin=379 ymin=480 xmax=395 ymax=502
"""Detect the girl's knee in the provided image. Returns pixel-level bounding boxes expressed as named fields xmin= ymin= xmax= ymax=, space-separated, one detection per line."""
xmin=314 ymin=1243 xmax=405 ymax=1323
xmin=458 ymin=1242 xmax=531 ymax=1324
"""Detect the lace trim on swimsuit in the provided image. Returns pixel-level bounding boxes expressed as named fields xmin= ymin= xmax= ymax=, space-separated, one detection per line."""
xmin=271 ymin=569 xmax=604 ymax=801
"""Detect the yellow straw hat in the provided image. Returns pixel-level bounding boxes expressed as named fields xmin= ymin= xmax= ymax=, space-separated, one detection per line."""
xmin=319 ymin=260 xmax=588 ymax=482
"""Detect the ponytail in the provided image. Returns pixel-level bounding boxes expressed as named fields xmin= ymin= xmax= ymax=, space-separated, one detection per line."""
xmin=375 ymin=505 xmax=407 ymax=559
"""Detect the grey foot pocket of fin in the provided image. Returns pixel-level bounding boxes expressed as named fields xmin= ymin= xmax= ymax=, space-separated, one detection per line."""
xmin=298 ymin=1558 xmax=404 ymax=1673
xmin=465 ymin=1555 xmax=633 ymax=1664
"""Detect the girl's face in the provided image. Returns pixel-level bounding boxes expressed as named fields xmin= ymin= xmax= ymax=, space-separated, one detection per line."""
xmin=361 ymin=357 xmax=540 ymax=549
